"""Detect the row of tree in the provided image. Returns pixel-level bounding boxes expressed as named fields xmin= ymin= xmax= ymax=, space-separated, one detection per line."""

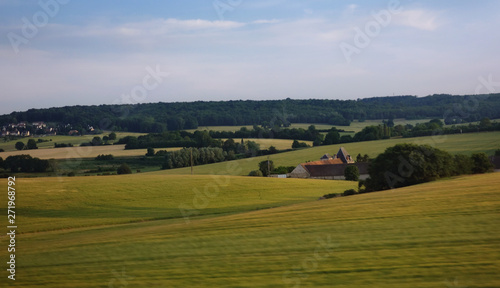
xmin=0 ymin=155 xmax=51 ymax=173
xmin=162 ymin=147 xmax=227 ymax=169
xmin=2 ymin=94 xmax=499 ymax=133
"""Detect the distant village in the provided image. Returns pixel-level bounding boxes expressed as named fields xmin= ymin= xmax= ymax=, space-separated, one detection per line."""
xmin=1 ymin=121 xmax=95 ymax=138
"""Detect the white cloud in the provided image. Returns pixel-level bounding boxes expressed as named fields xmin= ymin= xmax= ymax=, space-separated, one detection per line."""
xmin=347 ymin=4 xmax=358 ymax=13
xmin=252 ymin=19 xmax=281 ymax=25
xmin=394 ymin=10 xmax=441 ymax=31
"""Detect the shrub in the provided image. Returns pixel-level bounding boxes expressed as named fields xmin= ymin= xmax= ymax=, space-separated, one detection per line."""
xmin=344 ymin=165 xmax=359 ymax=181
xmin=27 ymin=139 xmax=38 ymax=150
xmin=258 ymin=160 xmax=274 ymax=176
xmin=453 ymin=154 xmax=474 ymax=175
xmin=117 ymin=163 xmax=132 ymax=175
xmin=365 ymin=144 xmax=455 ymax=192
xmin=268 ymin=146 xmax=278 ymax=154
xmin=248 ymin=170 xmax=263 ymax=177
xmin=4 ymin=155 xmax=49 ymax=173
xmin=95 ymin=154 xmax=114 ymax=161
xmin=322 ymin=193 xmax=338 ymax=199
xmin=342 ymin=189 xmax=358 ymax=196
xmin=91 ymin=136 xmax=103 ymax=146
xmin=272 ymin=166 xmax=295 ymax=174
xmin=54 ymin=143 xmax=74 ymax=148
xmin=15 ymin=141 xmax=25 ymax=150
xmin=292 ymin=140 xmax=309 ymax=149
xmin=471 ymin=153 xmax=494 ymax=174
xmin=0 ymin=148 xmax=4 ymax=152
xmin=67 ymin=172 xmax=76 ymax=177
xmin=146 ymin=147 xmax=155 ymax=156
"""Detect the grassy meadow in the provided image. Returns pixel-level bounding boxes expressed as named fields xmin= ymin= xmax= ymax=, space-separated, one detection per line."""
xmin=0 ymin=173 xmax=498 ymax=287
xmin=161 ymin=131 xmax=500 ymax=176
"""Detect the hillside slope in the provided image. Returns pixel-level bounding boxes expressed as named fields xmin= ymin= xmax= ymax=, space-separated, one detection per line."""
xmin=2 ymin=173 xmax=499 ymax=287
xmin=158 ymin=131 xmax=500 ymax=176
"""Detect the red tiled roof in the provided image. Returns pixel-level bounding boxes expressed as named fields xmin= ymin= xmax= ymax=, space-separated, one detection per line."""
xmin=303 ymin=159 xmax=344 ymax=166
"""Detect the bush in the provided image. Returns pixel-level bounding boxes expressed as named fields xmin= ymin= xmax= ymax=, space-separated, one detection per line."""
xmin=15 ymin=141 xmax=25 ymax=150
xmin=54 ymin=143 xmax=74 ymax=148
xmin=95 ymin=154 xmax=114 ymax=161
xmin=4 ymin=155 xmax=50 ymax=173
xmin=0 ymin=148 xmax=4 ymax=152
xmin=495 ymin=149 xmax=500 ymax=157
xmin=248 ymin=170 xmax=263 ymax=177
xmin=268 ymin=146 xmax=278 ymax=154
xmin=322 ymin=193 xmax=338 ymax=199
xmin=258 ymin=160 xmax=274 ymax=176
xmin=146 ymin=147 xmax=155 ymax=156
xmin=344 ymin=165 xmax=359 ymax=181
xmin=27 ymin=139 xmax=38 ymax=150
xmin=292 ymin=140 xmax=309 ymax=149
xmin=453 ymin=154 xmax=474 ymax=175
xmin=365 ymin=144 xmax=455 ymax=192
xmin=91 ymin=136 xmax=103 ymax=146
xmin=272 ymin=166 xmax=295 ymax=174
xmin=342 ymin=189 xmax=358 ymax=196
xmin=67 ymin=172 xmax=76 ymax=177
xmin=471 ymin=153 xmax=494 ymax=174
xmin=117 ymin=163 xmax=132 ymax=175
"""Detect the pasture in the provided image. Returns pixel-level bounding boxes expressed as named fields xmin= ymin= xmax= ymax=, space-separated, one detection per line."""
xmin=0 ymin=173 xmax=498 ymax=287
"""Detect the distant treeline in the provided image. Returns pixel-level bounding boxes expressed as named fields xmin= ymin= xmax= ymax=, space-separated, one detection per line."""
xmin=2 ymin=94 xmax=500 ymax=133
xmin=117 ymin=118 xmax=500 ymax=152
xmin=0 ymin=155 xmax=51 ymax=173
xmin=339 ymin=118 xmax=500 ymax=143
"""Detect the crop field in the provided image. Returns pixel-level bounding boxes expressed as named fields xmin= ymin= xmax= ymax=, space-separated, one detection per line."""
xmin=0 ymin=175 xmax=356 ymax=233
xmin=0 ymin=144 xmax=182 ymax=160
xmin=290 ymin=119 xmax=428 ymax=133
xmin=0 ymin=132 xmax=145 ymax=152
xmin=0 ymin=139 xmax=307 ymax=160
xmin=221 ymin=138 xmax=313 ymax=150
xmin=0 ymin=173 xmax=498 ymax=287
xmin=161 ymin=131 xmax=500 ymax=176
xmin=187 ymin=119 xmax=434 ymax=134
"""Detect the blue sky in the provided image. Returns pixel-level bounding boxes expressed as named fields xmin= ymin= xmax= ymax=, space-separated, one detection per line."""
xmin=1 ymin=0 xmax=499 ymax=115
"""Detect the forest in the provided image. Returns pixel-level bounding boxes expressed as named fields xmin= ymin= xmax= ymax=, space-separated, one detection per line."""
xmin=1 ymin=94 xmax=499 ymax=133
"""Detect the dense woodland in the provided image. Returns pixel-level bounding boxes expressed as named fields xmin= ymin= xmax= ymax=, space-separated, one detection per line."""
xmin=1 ymin=94 xmax=500 ymax=133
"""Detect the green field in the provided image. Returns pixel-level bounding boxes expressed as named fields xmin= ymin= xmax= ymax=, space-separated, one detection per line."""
xmin=0 ymin=144 xmax=181 ymax=160
xmin=222 ymin=138 xmax=313 ymax=150
xmin=161 ymin=131 xmax=500 ymax=176
xmin=0 ymin=132 xmax=145 ymax=152
xmin=0 ymin=173 xmax=498 ymax=287
xmin=0 ymin=139 xmax=304 ymax=160
xmin=187 ymin=119 xmax=430 ymax=134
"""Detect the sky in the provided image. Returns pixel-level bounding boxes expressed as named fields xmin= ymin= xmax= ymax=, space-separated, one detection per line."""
xmin=0 ymin=0 xmax=499 ymax=115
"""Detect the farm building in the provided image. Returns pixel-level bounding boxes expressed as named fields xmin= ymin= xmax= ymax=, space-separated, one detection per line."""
xmin=289 ymin=147 xmax=369 ymax=180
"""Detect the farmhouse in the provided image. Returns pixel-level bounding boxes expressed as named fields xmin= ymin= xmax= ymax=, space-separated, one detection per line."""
xmin=289 ymin=147 xmax=369 ymax=180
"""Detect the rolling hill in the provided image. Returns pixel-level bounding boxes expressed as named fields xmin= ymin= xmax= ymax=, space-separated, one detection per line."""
xmin=0 ymin=173 xmax=498 ymax=287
